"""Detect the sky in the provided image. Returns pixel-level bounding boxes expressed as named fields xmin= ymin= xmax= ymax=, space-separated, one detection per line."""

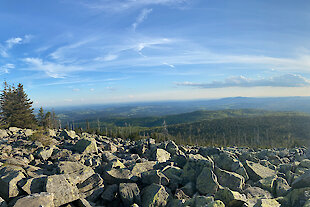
xmin=1 ymin=0 xmax=310 ymax=107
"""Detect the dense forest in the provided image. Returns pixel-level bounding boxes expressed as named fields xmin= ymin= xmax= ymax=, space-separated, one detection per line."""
xmin=69 ymin=110 xmax=310 ymax=148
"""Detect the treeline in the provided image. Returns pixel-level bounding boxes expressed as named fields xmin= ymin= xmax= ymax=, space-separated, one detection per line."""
xmin=0 ymin=82 xmax=60 ymax=129
xmin=67 ymin=113 xmax=310 ymax=148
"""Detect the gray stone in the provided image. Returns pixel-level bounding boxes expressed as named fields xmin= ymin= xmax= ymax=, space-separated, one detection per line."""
xmin=292 ymin=170 xmax=310 ymax=189
xmin=253 ymin=198 xmax=281 ymax=207
xmin=44 ymin=174 xmax=80 ymax=207
xmin=101 ymin=184 xmax=118 ymax=201
xmin=0 ymin=166 xmax=26 ymax=201
xmin=74 ymin=138 xmax=98 ymax=154
xmin=57 ymin=161 xmax=95 ymax=185
xmin=300 ymin=159 xmax=310 ymax=168
xmin=245 ymin=160 xmax=276 ymax=182
xmin=215 ymin=167 xmax=245 ymax=191
xmin=274 ymin=177 xmax=290 ymax=197
xmin=214 ymin=187 xmax=247 ymax=207
xmin=141 ymin=184 xmax=169 ymax=207
xmin=18 ymin=176 xmax=47 ymax=195
xmin=77 ymin=173 xmax=103 ymax=194
xmin=103 ymin=168 xmax=135 ymax=184
xmin=35 ymin=147 xmax=54 ymax=160
xmin=59 ymin=129 xmax=78 ymax=139
xmin=141 ymin=170 xmax=169 ymax=185
xmin=0 ymin=197 xmax=7 ymax=207
xmin=196 ymin=167 xmax=219 ymax=195
xmin=119 ymin=183 xmax=141 ymax=206
xmin=0 ymin=130 xmax=8 ymax=138
xmin=181 ymin=154 xmax=214 ymax=183
xmin=131 ymin=161 xmax=156 ymax=178
xmin=207 ymin=200 xmax=225 ymax=207
xmin=13 ymin=192 xmax=54 ymax=207
xmin=151 ymin=148 xmax=171 ymax=163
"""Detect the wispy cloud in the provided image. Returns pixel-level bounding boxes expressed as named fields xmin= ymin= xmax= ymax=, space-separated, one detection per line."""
xmin=23 ymin=57 xmax=82 ymax=78
xmin=176 ymin=74 xmax=310 ymax=88
xmin=133 ymin=8 xmax=153 ymax=31
xmin=0 ymin=64 xmax=14 ymax=75
xmin=0 ymin=35 xmax=32 ymax=57
xmin=81 ymin=0 xmax=188 ymax=12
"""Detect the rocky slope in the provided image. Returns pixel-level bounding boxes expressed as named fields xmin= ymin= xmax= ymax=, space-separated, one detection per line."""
xmin=0 ymin=127 xmax=309 ymax=207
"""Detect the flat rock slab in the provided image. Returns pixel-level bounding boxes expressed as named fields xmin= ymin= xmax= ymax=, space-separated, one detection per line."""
xmin=45 ymin=174 xmax=80 ymax=207
xmin=0 ymin=166 xmax=25 ymax=201
xmin=245 ymin=160 xmax=276 ymax=182
xmin=292 ymin=170 xmax=310 ymax=189
xmin=13 ymin=192 xmax=54 ymax=207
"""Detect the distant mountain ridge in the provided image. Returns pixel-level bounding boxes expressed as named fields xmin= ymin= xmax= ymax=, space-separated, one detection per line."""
xmin=53 ymin=96 xmax=310 ymax=122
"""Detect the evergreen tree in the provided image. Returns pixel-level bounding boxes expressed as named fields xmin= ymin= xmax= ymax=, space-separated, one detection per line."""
xmin=0 ymin=82 xmax=37 ymax=128
xmin=37 ymin=106 xmax=45 ymax=126
xmin=44 ymin=111 xmax=52 ymax=128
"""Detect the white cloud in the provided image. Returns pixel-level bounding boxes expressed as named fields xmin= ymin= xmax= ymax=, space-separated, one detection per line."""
xmin=72 ymin=88 xmax=80 ymax=92
xmin=0 ymin=35 xmax=32 ymax=57
xmin=176 ymin=74 xmax=310 ymax=88
xmin=23 ymin=57 xmax=82 ymax=78
xmin=6 ymin=37 xmax=22 ymax=49
xmin=95 ymin=54 xmax=118 ymax=61
xmin=163 ymin=62 xmax=175 ymax=68
xmin=132 ymin=8 xmax=153 ymax=31
xmin=0 ymin=63 xmax=14 ymax=74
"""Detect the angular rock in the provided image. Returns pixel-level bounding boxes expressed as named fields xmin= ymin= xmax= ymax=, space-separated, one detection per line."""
xmin=207 ymin=200 xmax=225 ymax=207
xmin=44 ymin=174 xmax=80 ymax=206
xmin=274 ymin=177 xmax=290 ymax=197
xmin=196 ymin=167 xmax=219 ymax=195
xmin=182 ymin=154 xmax=214 ymax=183
xmin=13 ymin=192 xmax=54 ymax=207
xmin=101 ymin=184 xmax=118 ymax=202
xmin=0 ymin=130 xmax=8 ymax=138
xmin=292 ymin=170 xmax=310 ymax=189
xmin=214 ymin=187 xmax=247 ymax=207
xmin=18 ymin=176 xmax=47 ymax=195
xmin=245 ymin=160 xmax=276 ymax=182
xmin=253 ymin=198 xmax=281 ymax=207
xmin=215 ymin=167 xmax=245 ymax=191
xmin=151 ymin=148 xmax=171 ymax=163
xmin=74 ymin=138 xmax=98 ymax=154
xmin=141 ymin=170 xmax=169 ymax=185
xmin=131 ymin=161 xmax=156 ymax=178
xmin=141 ymin=184 xmax=170 ymax=207
xmin=103 ymin=168 xmax=135 ymax=184
xmin=300 ymin=159 xmax=310 ymax=168
xmin=285 ymin=187 xmax=310 ymax=207
xmin=0 ymin=197 xmax=7 ymax=207
xmin=57 ymin=161 xmax=95 ymax=185
xmin=59 ymin=130 xmax=78 ymax=139
xmin=34 ymin=147 xmax=54 ymax=161
xmin=119 ymin=183 xmax=141 ymax=206
xmin=77 ymin=173 xmax=103 ymax=194
xmin=0 ymin=166 xmax=26 ymax=201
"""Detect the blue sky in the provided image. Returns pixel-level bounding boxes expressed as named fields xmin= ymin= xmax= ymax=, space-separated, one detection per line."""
xmin=1 ymin=0 xmax=310 ymax=107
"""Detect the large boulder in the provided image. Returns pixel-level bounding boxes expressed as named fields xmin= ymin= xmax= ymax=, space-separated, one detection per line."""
xmin=141 ymin=170 xmax=169 ymax=185
xmin=34 ymin=147 xmax=54 ymax=161
xmin=285 ymin=187 xmax=310 ymax=207
xmin=44 ymin=174 xmax=80 ymax=206
xmin=292 ymin=170 xmax=310 ymax=189
xmin=215 ymin=167 xmax=245 ymax=191
xmin=77 ymin=173 xmax=104 ymax=196
xmin=196 ymin=167 xmax=219 ymax=195
xmin=214 ymin=187 xmax=247 ymax=207
xmin=274 ymin=177 xmax=290 ymax=197
xmin=141 ymin=184 xmax=170 ymax=207
xmin=119 ymin=183 xmax=141 ymax=206
xmin=59 ymin=130 xmax=78 ymax=139
xmin=0 ymin=166 xmax=26 ymax=201
xmin=0 ymin=130 xmax=8 ymax=138
xmin=103 ymin=168 xmax=135 ymax=184
xmin=181 ymin=154 xmax=214 ymax=183
xmin=74 ymin=138 xmax=98 ymax=154
xmin=57 ymin=161 xmax=95 ymax=185
xmin=13 ymin=192 xmax=54 ymax=207
xmin=253 ymin=198 xmax=281 ymax=207
xmin=131 ymin=161 xmax=156 ymax=178
xmin=150 ymin=148 xmax=171 ymax=163
xmin=245 ymin=160 xmax=276 ymax=182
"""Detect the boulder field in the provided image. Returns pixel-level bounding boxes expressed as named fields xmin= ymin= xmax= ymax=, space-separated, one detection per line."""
xmin=0 ymin=127 xmax=309 ymax=207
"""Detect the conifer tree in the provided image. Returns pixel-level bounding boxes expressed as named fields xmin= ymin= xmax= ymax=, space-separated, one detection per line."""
xmin=37 ymin=106 xmax=45 ymax=126
xmin=0 ymin=82 xmax=37 ymax=128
